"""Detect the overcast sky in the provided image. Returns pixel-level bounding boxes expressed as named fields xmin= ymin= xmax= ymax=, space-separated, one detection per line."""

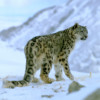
xmin=0 ymin=0 xmax=67 ymax=31
xmin=0 ymin=0 xmax=66 ymax=15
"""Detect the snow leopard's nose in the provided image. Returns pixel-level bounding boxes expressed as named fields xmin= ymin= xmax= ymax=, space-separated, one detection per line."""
xmin=81 ymin=35 xmax=88 ymax=40
xmin=85 ymin=35 xmax=87 ymax=39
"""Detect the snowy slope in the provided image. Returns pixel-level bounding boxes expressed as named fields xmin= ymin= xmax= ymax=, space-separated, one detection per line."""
xmin=0 ymin=0 xmax=100 ymax=73
xmin=1 ymin=71 xmax=100 ymax=100
xmin=0 ymin=44 xmax=100 ymax=100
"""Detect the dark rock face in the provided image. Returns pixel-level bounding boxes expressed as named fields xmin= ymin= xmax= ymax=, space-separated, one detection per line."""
xmin=85 ymin=89 xmax=100 ymax=100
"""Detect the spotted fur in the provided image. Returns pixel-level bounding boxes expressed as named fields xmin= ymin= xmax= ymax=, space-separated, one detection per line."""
xmin=3 ymin=23 xmax=88 ymax=88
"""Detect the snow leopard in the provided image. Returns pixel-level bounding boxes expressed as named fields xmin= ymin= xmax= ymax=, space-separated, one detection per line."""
xmin=3 ymin=23 xmax=88 ymax=88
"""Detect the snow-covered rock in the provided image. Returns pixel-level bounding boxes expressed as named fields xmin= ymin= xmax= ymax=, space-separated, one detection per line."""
xmin=68 ymin=81 xmax=84 ymax=93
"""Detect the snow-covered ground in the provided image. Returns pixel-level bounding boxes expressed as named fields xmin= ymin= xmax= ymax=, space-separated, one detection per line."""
xmin=0 ymin=41 xmax=100 ymax=100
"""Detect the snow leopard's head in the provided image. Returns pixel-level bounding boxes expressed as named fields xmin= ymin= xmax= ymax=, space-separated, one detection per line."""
xmin=72 ymin=23 xmax=88 ymax=40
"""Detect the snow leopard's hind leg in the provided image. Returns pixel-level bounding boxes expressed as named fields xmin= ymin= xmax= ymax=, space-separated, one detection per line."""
xmin=40 ymin=59 xmax=54 ymax=83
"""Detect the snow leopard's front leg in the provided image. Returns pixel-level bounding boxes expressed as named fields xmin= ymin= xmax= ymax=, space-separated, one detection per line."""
xmin=54 ymin=64 xmax=64 ymax=81
xmin=59 ymin=57 xmax=74 ymax=80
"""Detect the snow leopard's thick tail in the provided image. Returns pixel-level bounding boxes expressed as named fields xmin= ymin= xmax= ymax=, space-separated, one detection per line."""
xmin=3 ymin=79 xmax=29 ymax=88
xmin=3 ymin=59 xmax=35 ymax=88
xmin=3 ymin=37 xmax=40 ymax=88
xmin=3 ymin=61 xmax=36 ymax=88
xmin=3 ymin=68 xmax=35 ymax=88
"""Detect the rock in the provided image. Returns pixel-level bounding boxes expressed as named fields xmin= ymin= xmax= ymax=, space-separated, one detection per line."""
xmin=41 ymin=95 xmax=54 ymax=98
xmin=68 ymin=81 xmax=84 ymax=93
xmin=85 ymin=88 xmax=100 ymax=100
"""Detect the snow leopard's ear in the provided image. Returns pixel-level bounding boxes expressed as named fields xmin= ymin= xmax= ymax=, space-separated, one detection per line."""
xmin=73 ymin=23 xmax=79 ymax=29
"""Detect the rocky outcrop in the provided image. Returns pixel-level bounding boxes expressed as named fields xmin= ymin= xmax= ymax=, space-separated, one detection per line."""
xmin=68 ymin=81 xmax=84 ymax=93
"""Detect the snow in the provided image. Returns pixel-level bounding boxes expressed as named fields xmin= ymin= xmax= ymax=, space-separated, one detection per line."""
xmin=0 ymin=42 xmax=100 ymax=100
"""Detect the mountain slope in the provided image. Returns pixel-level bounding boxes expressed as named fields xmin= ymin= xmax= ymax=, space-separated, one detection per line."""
xmin=1 ymin=0 xmax=99 ymax=49
xmin=0 ymin=0 xmax=100 ymax=72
